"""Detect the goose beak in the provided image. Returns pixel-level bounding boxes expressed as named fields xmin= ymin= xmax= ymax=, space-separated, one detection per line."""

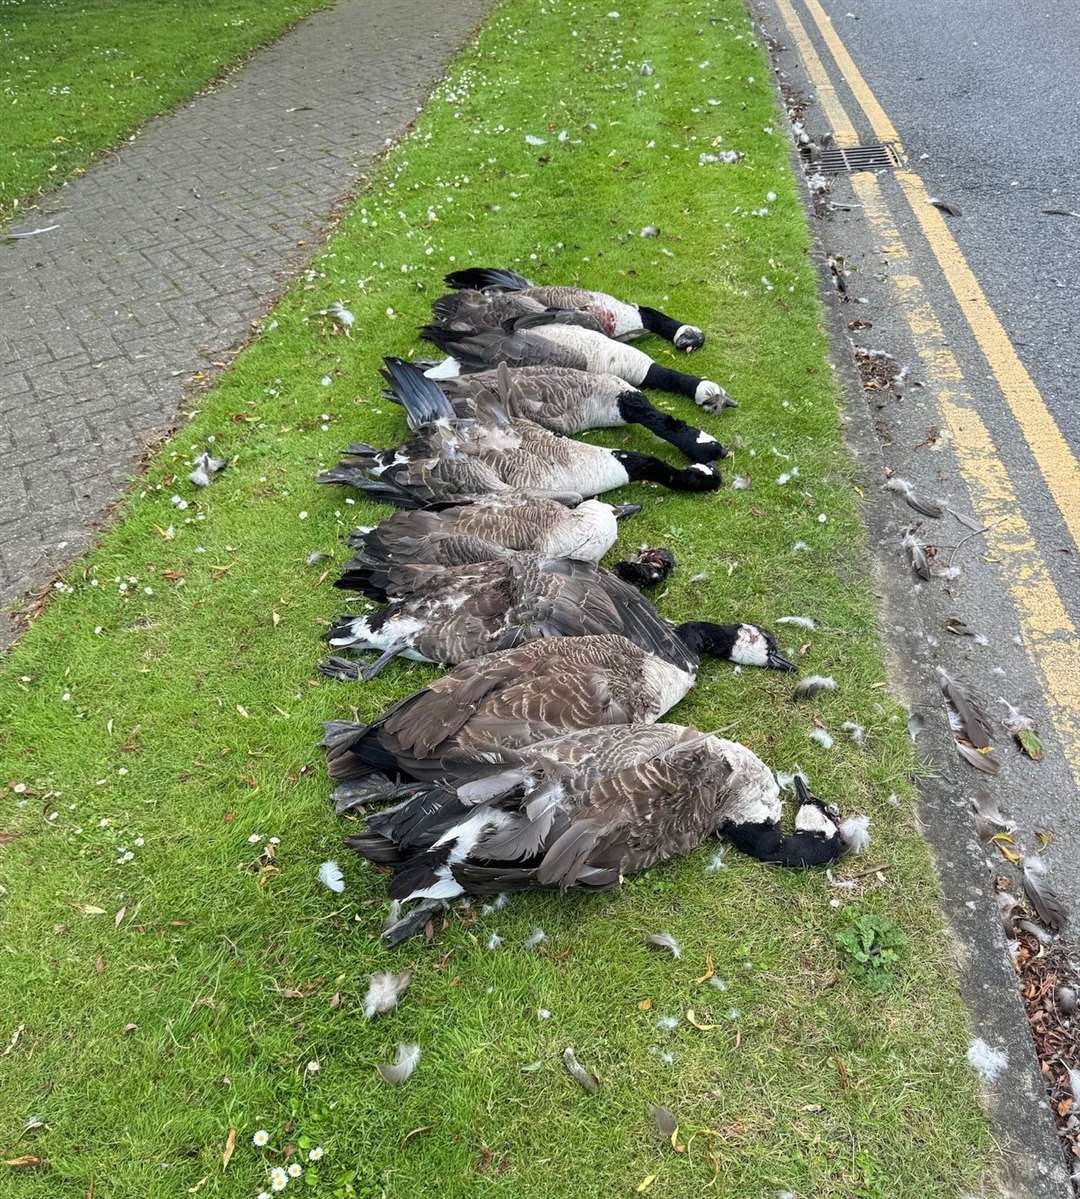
xmin=612 ymin=503 xmax=642 ymax=520
xmin=767 ymin=649 xmax=796 ymax=671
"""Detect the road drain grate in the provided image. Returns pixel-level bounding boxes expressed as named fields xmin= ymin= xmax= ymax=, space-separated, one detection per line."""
xmin=816 ymin=142 xmax=900 ymax=174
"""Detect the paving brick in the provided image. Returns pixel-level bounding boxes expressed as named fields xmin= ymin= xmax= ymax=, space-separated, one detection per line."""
xmin=0 ymin=0 xmax=490 ymax=632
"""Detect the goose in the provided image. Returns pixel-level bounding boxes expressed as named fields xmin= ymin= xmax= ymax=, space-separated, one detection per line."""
xmin=339 ymin=494 xmax=639 ymax=588
xmin=320 ymin=628 xmax=794 ymax=806
xmin=440 ymin=267 xmax=706 ymax=352
xmin=319 ymin=360 xmax=721 ymax=507
xmin=343 ymin=723 xmax=863 ymax=944
xmin=321 ymin=552 xmax=787 ymax=678
xmin=385 ymin=361 xmax=728 ymax=465
xmin=421 ymin=317 xmax=735 ymax=413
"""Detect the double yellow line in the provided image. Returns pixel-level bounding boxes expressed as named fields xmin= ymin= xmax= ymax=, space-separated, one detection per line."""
xmin=773 ymin=0 xmax=1080 ymax=779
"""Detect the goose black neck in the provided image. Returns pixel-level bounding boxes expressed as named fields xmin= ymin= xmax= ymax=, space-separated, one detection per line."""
xmin=637 ymin=305 xmax=683 ymax=342
xmin=674 ymin=621 xmax=738 ymax=660
xmin=613 ymin=451 xmax=719 ymax=492
xmin=642 ymin=361 xmax=702 ymax=399
xmin=725 ymin=821 xmax=844 ymax=867
xmin=617 ymin=391 xmax=726 ymax=464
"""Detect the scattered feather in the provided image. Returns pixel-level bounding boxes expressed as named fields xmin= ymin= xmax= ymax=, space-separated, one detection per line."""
xmin=841 ymin=720 xmax=865 ymax=745
xmin=971 ymin=790 xmax=1011 ymax=840
xmin=1022 ymin=857 xmax=1068 ymax=932
xmin=937 ymin=669 xmax=994 ymax=749
xmin=306 ymin=550 xmax=330 ymax=565
xmin=928 ymin=197 xmax=963 ymax=217
xmin=902 ymin=529 xmax=931 ymax=580
xmin=966 ymin=1038 xmax=1007 ymax=1083
xmin=639 ymin=62 xmax=654 ymax=76
xmin=486 ymin=932 xmax=503 ymax=950
xmin=377 ymin=1042 xmax=420 ymax=1085
xmin=648 ymin=1104 xmax=678 ymax=1140
xmin=809 ymin=728 xmax=834 ymax=750
xmin=907 ymin=710 xmax=924 ymax=742
xmin=480 ymin=892 xmax=509 ymax=915
xmin=956 ymin=741 xmax=1001 ymax=775
xmin=317 ymin=860 xmax=345 ymax=893
xmin=776 ymin=615 xmax=815 ymax=630
xmin=792 ymin=540 xmax=810 ymax=551
xmin=1000 ymin=699 xmax=1044 ymax=760
xmin=381 ymin=900 xmax=402 ymax=933
xmin=839 ymin=814 xmax=871 ymax=853
xmin=328 ymin=300 xmax=355 ymax=330
xmin=523 ymin=927 xmax=547 ymax=949
xmin=775 ymin=766 xmax=807 ymax=792
xmin=1068 ymin=1067 xmax=1080 ymax=1107
xmin=708 ymin=976 xmax=727 ymax=991
xmin=826 ymin=868 xmax=857 ymax=890
xmin=732 ymin=475 xmax=751 ymax=490
xmin=656 ymin=1015 xmax=679 ymax=1031
xmin=561 ymin=1047 xmax=600 ymax=1093
xmin=883 ymin=476 xmax=943 ymax=518
xmin=188 ymin=451 xmax=226 ymax=488
xmin=945 ymin=616 xmax=974 ymax=637
xmin=1058 ymin=987 xmax=1077 ymax=1017
xmin=525 ymin=134 xmax=547 ymax=146
xmin=646 ymin=932 xmax=681 ymax=958
xmin=640 ymin=225 xmax=660 ymax=237
xmin=363 ymin=971 xmax=411 ymax=1020
xmin=5 ymin=224 xmax=59 ymax=240
xmin=793 ymin=675 xmax=836 ymax=699
xmin=704 ymin=847 xmax=726 ymax=872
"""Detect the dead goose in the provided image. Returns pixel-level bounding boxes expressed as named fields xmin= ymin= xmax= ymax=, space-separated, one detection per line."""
xmin=387 ymin=362 xmax=728 ymax=465
xmin=440 ymin=267 xmax=706 ymax=351
xmin=345 ymin=724 xmax=862 ymax=944
xmin=321 ymin=631 xmax=792 ymax=809
xmin=341 ymin=494 xmax=638 ymax=586
xmin=322 ymin=553 xmax=786 ymax=679
xmin=319 ymin=360 xmax=721 ymax=507
xmin=421 ymin=317 xmax=735 ymax=413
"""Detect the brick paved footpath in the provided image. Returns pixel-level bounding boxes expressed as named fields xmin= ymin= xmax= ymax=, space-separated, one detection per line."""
xmin=0 ymin=0 xmax=492 ymax=645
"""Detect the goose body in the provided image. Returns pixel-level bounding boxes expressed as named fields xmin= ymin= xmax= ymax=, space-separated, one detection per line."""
xmin=422 ymin=320 xmax=734 ymax=413
xmin=398 ymin=364 xmax=726 ymax=464
xmin=339 ymin=495 xmax=634 ymax=590
xmin=321 ymin=634 xmax=701 ymax=801
xmin=323 ymin=553 xmax=697 ymax=671
xmin=320 ymin=360 xmax=721 ymax=507
xmin=345 ymin=723 xmax=859 ymax=943
xmin=442 ymin=267 xmax=706 ymax=352
xmin=323 ymin=554 xmax=791 ymax=678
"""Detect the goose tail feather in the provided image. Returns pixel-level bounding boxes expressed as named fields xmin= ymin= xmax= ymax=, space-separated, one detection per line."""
xmin=444 ymin=267 xmax=533 ymax=292
xmin=380 ymin=357 xmax=456 ymax=428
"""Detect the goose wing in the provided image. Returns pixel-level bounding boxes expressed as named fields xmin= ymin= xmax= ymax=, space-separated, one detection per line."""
xmin=431 ymin=290 xmax=548 ymax=332
xmin=421 ymin=324 xmax=591 ymax=372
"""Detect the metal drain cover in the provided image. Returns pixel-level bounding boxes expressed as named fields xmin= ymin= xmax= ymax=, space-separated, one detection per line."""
xmin=816 ymin=142 xmax=900 ymax=174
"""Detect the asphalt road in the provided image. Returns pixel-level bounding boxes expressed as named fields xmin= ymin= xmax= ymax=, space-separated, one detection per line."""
xmin=821 ymin=0 xmax=1080 ymax=447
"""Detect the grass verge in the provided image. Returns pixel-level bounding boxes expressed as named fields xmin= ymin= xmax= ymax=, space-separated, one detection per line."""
xmin=0 ymin=0 xmax=326 ymax=221
xmin=0 ymin=1 xmax=988 ymax=1196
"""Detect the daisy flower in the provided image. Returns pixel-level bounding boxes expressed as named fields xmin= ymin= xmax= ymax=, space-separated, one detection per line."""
xmin=252 ymin=1129 xmax=270 ymax=1147
xmin=308 ymin=1146 xmax=324 ymax=1162
xmin=258 ymin=1193 xmax=270 ymax=1199
xmin=269 ymin=1166 xmax=289 ymax=1191
xmin=287 ymin=1163 xmax=303 ymax=1178
xmin=305 ymin=1059 xmax=320 ymax=1074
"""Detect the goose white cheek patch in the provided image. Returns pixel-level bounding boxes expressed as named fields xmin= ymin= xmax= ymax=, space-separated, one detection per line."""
xmin=731 ymin=625 xmax=769 ymax=667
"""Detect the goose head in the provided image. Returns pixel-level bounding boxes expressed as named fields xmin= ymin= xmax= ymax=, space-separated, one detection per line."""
xmin=675 ymin=621 xmax=795 ymax=670
xmin=611 ymin=546 xmax=676 ymax=589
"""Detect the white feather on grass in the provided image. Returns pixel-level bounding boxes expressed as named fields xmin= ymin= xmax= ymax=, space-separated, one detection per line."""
xmin=523 ymin=927 xmax=546 ymax=949
xmin=377 ymin=1042 xmax=420 ymax=1086
xmin=328 ymin=301 xmax=355 ymax=330
xmin=776 ymin=615 xmax=815 ymax=629
xmin=363 ymin=971 xmax=411 ymax=1020
xmin=966 ymin=1037 xmax=1008 ymax=1083
xmin=486 ymin=933 xmax=503 ymax=950
xmin=841 ymin=720 xmax=865 ymax=745
xmin=793 ymin=675 xmax=836 ymax=699
xmin=809 ymin=727 xmax=834 ymax=750
xmin=646 ymin=932 xmax=681 ymax=958
xmin=704 ymin=847 xmax=727 ymax=873
xmin=481 ymin=892 xmax=509 ymax=916
xmin=188 ymin=451 xmax=226 ymax=488
xmin=317 ymin=860 xmax=345 ymax=893
xmin=775 ymin=766 xmax=807 ymax=792
xmin=839 ymin=814 xmax=871 ymax=854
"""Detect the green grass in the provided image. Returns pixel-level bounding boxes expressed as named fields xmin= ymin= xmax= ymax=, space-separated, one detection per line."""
xmin=0 ymin=0 xmax=326 ymax=220
xmin=0 ymin=1 xmax=988 ymax=1196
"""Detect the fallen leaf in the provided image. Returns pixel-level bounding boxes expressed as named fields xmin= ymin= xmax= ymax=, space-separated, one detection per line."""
xmin=272 ymin=611 xmax=281 ymax=628
xmin=3 ymin=1156 xmax=43 ymax=1169
xmin=686 ymin=1008 xmax=721 ymax=1031
xmin=122 ymin=1023 xmax=138 ymax=1034
xmin=694 ymin=951 xmax=715 ymax=984
xmin=0 ymin=831 xmax=20 ymax=845
xmin=236 ymin=705 xmax=250 ymax=719
xmin=73 ymin=904 xmax=106 ymax=916
xmin=114 ymin=907 xmax=126 ymax=927
xmin=222 ymin=1127 xmax=236 ymax=1170
xmin=636 ymin=1174 xmax=658 ymax=1193
xmin=400 ymin=1126 xmax=432 ymax=1148
xmin=187 ymin=1177 xmax=208 ymax=1194
xmin=1015 ymin=727 xmax=1045 ymax=761
xmin=638 ymin=998 xmax=652 ymax=1011
xmin=329 ymin=990 xmax=342 ymax=1009
xmin=95 ymin=955 xmax=104 ymax=975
